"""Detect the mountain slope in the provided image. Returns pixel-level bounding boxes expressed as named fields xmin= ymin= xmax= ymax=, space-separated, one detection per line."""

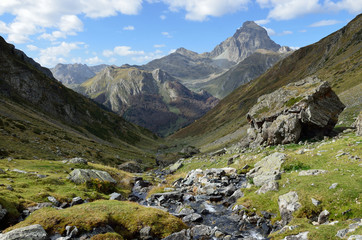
xmin=51 ymin=63 xmax=108 ymax=86
xmin=199 ymin=49 xmax=291 ymax=98
xmin=143 ymin=21 xmax=281 ymax=81
xmin=170 ymin=14 xmax=362 ymax=150
xmin=0 ymin=36 xmax=158 ymax=165
xmin=78 ymin=67 xmax=219 ymax=136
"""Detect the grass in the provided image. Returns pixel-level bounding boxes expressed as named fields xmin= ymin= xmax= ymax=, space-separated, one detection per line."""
xmin=0 ymin=159 xmax=135 ymax=227
xmin=5 ymin=200 xmax=187 ymax=239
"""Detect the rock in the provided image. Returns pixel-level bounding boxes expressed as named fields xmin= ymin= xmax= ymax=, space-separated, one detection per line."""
xmin=117 ymin=161 xmax=141 ymax=173
xmin=336 ymin=229 xmax=349 ymax=238
xmin=0 ymin=224 xmax=47 ymax=240
xmin=278 ymin=191 xmax=301 ymax=225
xmin=190 ymin=225 xmax=213 ymax=238
xmin=317 ymin=210 xmax=330 ymax=224
xmin=214 ymin=230 xmax=224 ymax=238
xmin=247 ymin=152 xmax=286 ymax=186
xmin=174 ymin=205 xmax=195 ymax=217
xmin=227 ymin=157 xmax=234 ymax=165
xmin=245 ymin=77 xmax=345 ymax=147
xmin=298 ymin=169 xmax=328 ymax=176
xmin=256 ymin=180 xmax=279 ymax=194
xmin=225 ymin=189 xmax=244 ymax=206
xmin=162 ymin=229 xmax=190 ymax=240
xmin=12 ymin=169 xmax=27 ymax=174
xmin=169 ymin=160 xmax=184 ymax=172
xmin=355 ymin=112 xmax=362 ymax=136
xmin=26 ymin=202 xmax=53 ymax=215
xmin=182 ymin=213 xmax=203 ymax=223
xmin=47 ymin=196 xmax=60 ymax=207
xmin=67 ymin=169 xmax=117 ymax=184
xmin=210 ymin=148 xmax=226 ymax=156
xmin=140 ymin=226 xmax=152 ymax=240
xmin=66 ymin=157 xmax=88 ymax=165
xmin=70 ymin=197 xmax=84 ymax=206
xmin=336 ymin=221 xmax=362 ymax=239
xmin=180 ymin=146 xmax=200 ymax=158
xmin=329 ymin=183 xmax=338 ymax=189
xmin=0 ymin=204 xmax=7 ymax=221
xmin=311 ymin=198 xmax=321 ymax=206
xmin=348 ymin=236 xmax=362 ymax=240
xmin=283 ymin=231 xmax=309 ymax=240
xmin=109 ymin=192 xmax=123 ymax=201
xmin=65 ymin=226 xmax=78 ymax=238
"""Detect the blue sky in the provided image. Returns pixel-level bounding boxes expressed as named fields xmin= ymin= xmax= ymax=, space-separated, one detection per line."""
xmin=0 ymin=0 xmax=360 ymax=68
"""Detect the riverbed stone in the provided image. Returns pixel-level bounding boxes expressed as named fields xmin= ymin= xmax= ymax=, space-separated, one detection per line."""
xmin=278 ymin=191 xmax=301 ymax=225
xmin=190 ymin=225 xmax=213 ymax=238
xmin=162 ymin=229 xmax=190 ymax=240
xmin=67 ymin=169 xmax=117 ymax=184
xmin=0 ymin=224 xmax=47 ymax=240
xmin=182 ymin=213 xmax=203 ymax=223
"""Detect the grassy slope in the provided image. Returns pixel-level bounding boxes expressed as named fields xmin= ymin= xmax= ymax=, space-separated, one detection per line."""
xmin=164 ymin=132 xmax=362 ymax=239
xmin=169 ymin=14 xmax=362 ymax=151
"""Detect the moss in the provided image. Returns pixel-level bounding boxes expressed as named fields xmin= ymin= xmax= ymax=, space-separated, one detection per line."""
xmin=5 ymin=200 xmax=187 ymax=239
xmin=285 ymin=96 xmax=303 ymax=107
xmin=91 ymin=232 xmax=124 ymax=240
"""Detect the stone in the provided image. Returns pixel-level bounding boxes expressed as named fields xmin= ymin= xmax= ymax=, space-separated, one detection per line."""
xmin=298 ymin=169 xmax=328 ymax=176
xmin=278 ymin=191 xmax=301 ymax=225
xmin=256 ymin=180 xmax=279 ymax=194
xmin=162 ymin=229 xmax=190 ymax=240
xmin=329 ymin=183 xmax=338 ymax=189
xmin=210 ymin=148 xmax=226 ymax=156
xmin=174 ymin=205 xmax=195 ymax=217
xmin=66 ymin=157 xmax=88 ymax=165
xmin=169 ymin=160 xmax=184 ymax=172
xmin=355 ymin=111 xmax=362 ymax=136
xmin=318 ymin=210 xmax=330 ymax=224
xmin=67 ymin=169 xmax=117 ymax=184
xmin=215 ymin=230 xmax=224 ymax=238
xmin=0 ymin=224 xmax=47 ymax=240
xmin=65 ymin=226 xmax=78 ymax=238
xmin=311 ymin=198 xmax=321 ymax=206
xmin=336 ymin=229 xmax=349 ymax=238
xmin=180 ymin=146 xmax=200 ymax=158
xmin=182 ymin=213 xmax=203 ymax=223
xmin=47 ymin=196 xmax=60 ymax=207
xmin=190 ymin=225 xmax=213 ymax=238
xmin=140 ymin=226 xmax=152 ymax=240
xmin=0 ymin=204 xmax=7 ymax=221
xmin=283 ymin=231 xmax=309 ymax=240
xmin=227 ymin=157 xmax=234 ymax=165
xmin=348 ymin=236 xmax=362 ymax=240
xmin=245 ymin=77 xmax=345 ymax=147
xmin=117 ymin=161 xmax=141 ymax=173
xmin=70 ymin=196 xmax=84 ymax=206
xmin=247 ymin=152 xmax=286 ymax=186
xmin=109 ymin=192 xmax=123 ymax=201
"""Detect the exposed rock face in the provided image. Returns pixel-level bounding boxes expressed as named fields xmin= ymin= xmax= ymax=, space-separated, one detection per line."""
xmin=0 ymin=224 xmax=47 ymax=240
xmin=51 ymin=63 xmax=108 ymax=85
xmin=78 ymin=67 xmax=218 ymax=136
xmin=67 ymin=169 xmax=117 ymax=184
xmin=117 ymin=161 xmax=142 ymax=173
xmin=356 ymin=111 xmax=362 ymax=136
xmin=278 ymin=191 xmax=301 ymax=225
xmin=245 ymin=77 xmax=345 ymax=147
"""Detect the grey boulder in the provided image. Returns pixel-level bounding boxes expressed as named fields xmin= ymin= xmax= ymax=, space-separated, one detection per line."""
xmin=278 ymin=191 xmax=301 ymax=225
xmin=0 ymin=224 xmax=47 ymax=240
xmin=67 ymin=169 xmax=116 ymax=184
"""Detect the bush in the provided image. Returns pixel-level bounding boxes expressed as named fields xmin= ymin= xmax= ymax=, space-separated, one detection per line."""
xmin=283 ymin=161 xmax=311 ymax=172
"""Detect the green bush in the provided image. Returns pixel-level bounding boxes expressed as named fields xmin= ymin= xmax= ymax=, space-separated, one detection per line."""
xmin=283 ymin=161 xmax=311 ymax=172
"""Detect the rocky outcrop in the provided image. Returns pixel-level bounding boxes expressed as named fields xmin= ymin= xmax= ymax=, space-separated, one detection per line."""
xmin=117 ymin=161 xmax=142 ymax=173
xmin=278 ymin=191 xmax=301 ymax=225
xmin=0 ymin=224 xmax=47 ymax=240
xmin=245 ymin=77 xmax=345 ymax=147
xmin=67 ymin=169 xmax=117 ymax=184
xmin=78 ymin=67 xmax=218 ymax=136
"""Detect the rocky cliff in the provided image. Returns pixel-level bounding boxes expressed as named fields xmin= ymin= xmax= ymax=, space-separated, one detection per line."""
xmin=78 ymin=67 xmax=219 ymax=136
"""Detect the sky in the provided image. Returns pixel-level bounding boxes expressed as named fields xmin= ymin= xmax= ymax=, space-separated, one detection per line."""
xmin=0 ymin=0 xmax=360 ymax=68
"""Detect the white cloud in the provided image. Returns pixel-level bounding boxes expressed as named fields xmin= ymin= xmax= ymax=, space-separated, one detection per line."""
xmin=160 ymin=0 xmax=250 ymax=21
xmin=263 ymin=27 xmax=292 ymax=36
xmin=0 ymin=0 xmax=142 ymax=43
xmin=154 ymin=44 xmax=166 ymax=48
xmin=255 ymin=19 xmax=270 ymax=25
xmin=309 ymin=19 xmax=341 ymax=27
xmin=263 ymin=27 xmax=276 ymax=36
xmin=324 ymin=0 xmax=362 ymax=13
xmin=160 ymin=15 xmax=167 ymax=20
xmin=85 ymin=56 xmax=103 ymax=65
xmin=131 ymin=50 xmax=165 ymax=63
xmin=169 ymin=49 xmax=176 ymax=54
xmin=280 ymin=30 xmax=293 ymax=35
xmin=27 ymin=45 xmax=38 ymax=51
xmin=162 ymin=32 xmax=172 ymax=38
xmin=36 ymin=41 xmax=84 ymax=67
xmin=103 ymin=46 xmax=144 ymax=57
xmin=123 ymin=25 xmax=135 ymax=31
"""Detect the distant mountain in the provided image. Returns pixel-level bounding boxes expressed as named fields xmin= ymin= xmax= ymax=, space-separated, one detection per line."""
xmin=171 ymin=14 xmax=362 ymax=149
xmin=199 ymin=49 xmax=292 ymax=99
xmin=77 ymin=67 xmax=219 ymax=136
xmin=51 ymin=63 xmax=108 ymax=85
xmin=143 ymin=21 xmax=281 ymax=81
xmin=0 ymin=36 xmax=157 ymax=164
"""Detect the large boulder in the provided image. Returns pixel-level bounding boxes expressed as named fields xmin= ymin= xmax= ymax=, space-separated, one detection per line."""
xmin=246 ymin=152 xmax=286 ymax=186
xmin=67 ymin=169 xmax=117 ymax=184
xmin=245 ymin=76 xmax=345 ymax=147
xmin=0 ymin=224 xmax=47 ymax=240
xmin=117 ymin=161 xmax=142 ymax=173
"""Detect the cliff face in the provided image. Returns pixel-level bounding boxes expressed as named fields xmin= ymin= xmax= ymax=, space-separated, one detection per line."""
xmin=78 ymin=67 xmax=219 ymax=136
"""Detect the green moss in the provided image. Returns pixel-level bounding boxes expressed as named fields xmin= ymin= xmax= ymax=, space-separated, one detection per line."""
xmin=91 ymin=232 xmax=124 ymax=240
xmin=5 ymin=200 xmax=186 ymax=239
xmin=285 ymin=96 xmax=303 ymax=107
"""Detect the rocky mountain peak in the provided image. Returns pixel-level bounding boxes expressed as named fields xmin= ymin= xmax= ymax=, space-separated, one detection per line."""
xmin=175 ymin=47 xmax=199 ymax=58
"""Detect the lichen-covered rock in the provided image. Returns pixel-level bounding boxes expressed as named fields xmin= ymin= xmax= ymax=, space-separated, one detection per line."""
xmin=245 ymin=76 xmax=345 ymax=147
xmin=67 ymin=169 xmax=117 ymax=184
xmin=278 ymin=191 xmax=301 ymax=225
xmin=246 ymin=152 xmax=286 ymax=186
xmin=0 ymin=224 xmax=47 ymax=240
